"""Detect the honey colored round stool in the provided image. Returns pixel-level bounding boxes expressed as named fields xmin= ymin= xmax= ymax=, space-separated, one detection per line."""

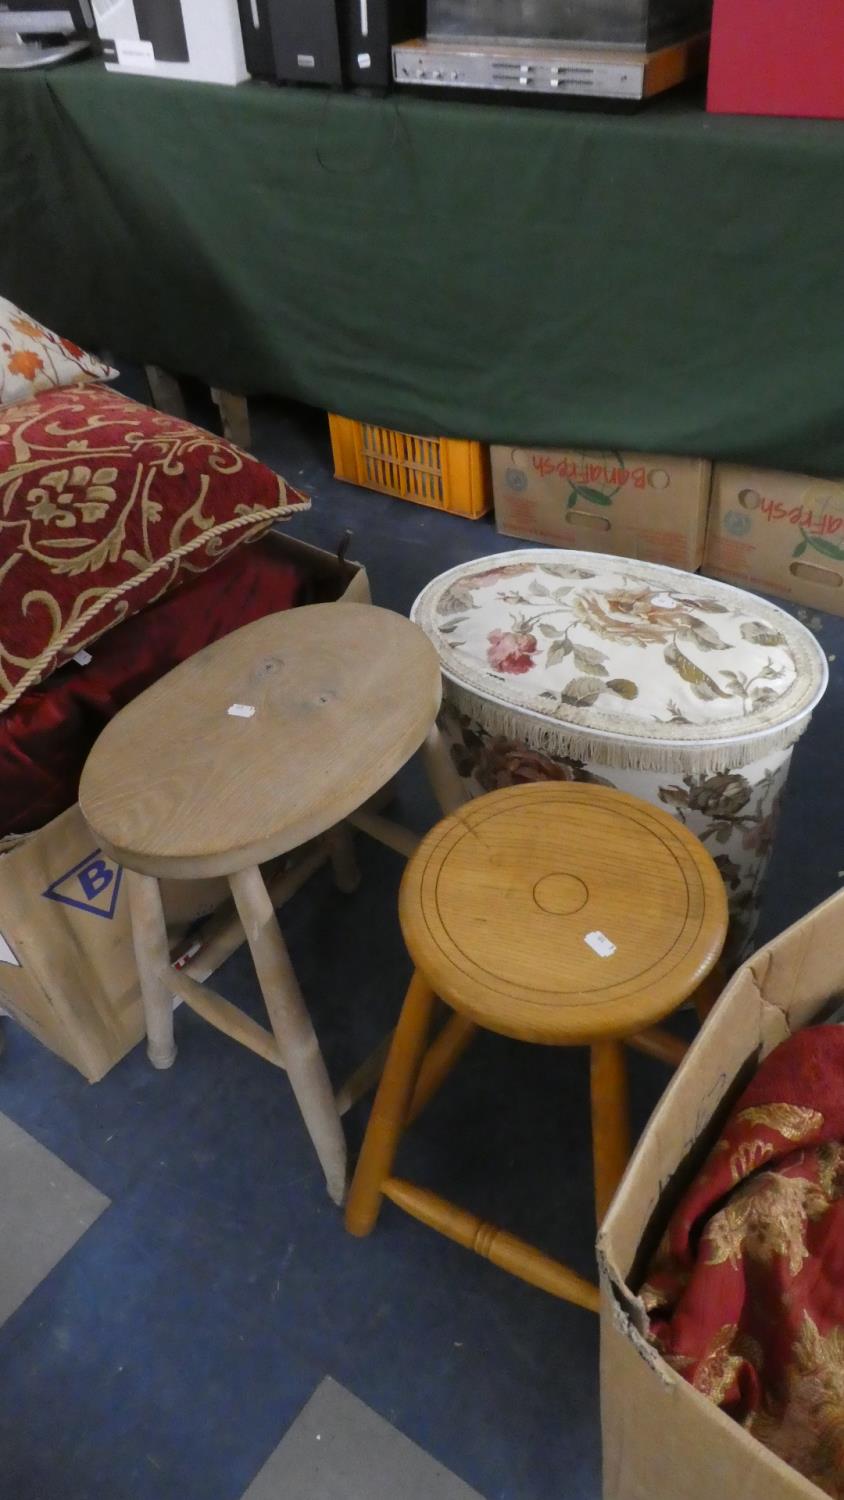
xmin=345 ymin=782 xmax=728 ymax=1311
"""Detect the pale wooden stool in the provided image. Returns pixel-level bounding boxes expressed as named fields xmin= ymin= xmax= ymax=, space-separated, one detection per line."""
xmin=79 ymin=603 xmax=449 ymax=1206
xmin=345 ymin=782 xmax=728 ymax=1310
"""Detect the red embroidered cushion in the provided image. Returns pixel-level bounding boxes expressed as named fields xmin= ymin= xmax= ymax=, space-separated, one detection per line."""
xmin=0 ymin=386 xmax=309 ymax=712
xmin=0 ymin=538 xmax=306 ymax=839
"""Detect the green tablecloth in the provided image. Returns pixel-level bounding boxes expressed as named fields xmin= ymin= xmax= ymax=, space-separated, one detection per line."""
xmin=2 ymin=62 xmax=844 ymax=474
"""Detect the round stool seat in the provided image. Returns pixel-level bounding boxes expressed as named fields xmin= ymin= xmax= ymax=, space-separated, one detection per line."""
xmin=80 ymin=602 xmax=441 ymax=879
xmin=399 ymin=782 xmax=728 ymax=1044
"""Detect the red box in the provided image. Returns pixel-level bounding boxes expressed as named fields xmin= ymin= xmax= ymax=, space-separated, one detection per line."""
xmin=707 ymin=0 xmax=844 ymax=119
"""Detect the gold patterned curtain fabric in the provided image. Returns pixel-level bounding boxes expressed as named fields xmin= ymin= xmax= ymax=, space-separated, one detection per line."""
xmin=643 ymin=1025 xmax=844 ymax=1497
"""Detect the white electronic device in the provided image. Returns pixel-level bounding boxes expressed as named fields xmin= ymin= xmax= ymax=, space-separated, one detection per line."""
xmin=92 ymin=0 xmax=248 ymax=85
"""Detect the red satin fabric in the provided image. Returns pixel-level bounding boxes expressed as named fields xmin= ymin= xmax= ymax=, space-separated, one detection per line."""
xmin=0 ymin=539 xmax=304 ymax=838
xmin=644 ymin=1025 xmax=844 ymax=1494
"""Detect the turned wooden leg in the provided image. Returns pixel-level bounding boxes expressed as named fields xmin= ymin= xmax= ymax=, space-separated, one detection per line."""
xmin=407 ymin=1013 xmax=478 ymax=1124
xmin=422 ymin=724 xmax=468 ymax=816
xmin=626 ymin=1026 xmax=688 ymax=1069
xmin=229 ymin=865 xmax=347 ymax=1206
xmin=383 ymin=1180 xmax=600 ymax=1313
xmin=126 ymin=871 xmax=177 ymax=1070
xmin=334 ymin=1033 xmax=394 ymax=1117
xmin=346 ymin=806 xmax=420 ymax=859
xmin=590 ymin=1039 xmax=631 ymax=1225
xmin=693 ymin=963 xmax=726 ymax=1025
xmin=325 ymin=823 xmax=360 ymax=895
xmin=345 ymin=970 xmax=436 ymax=1236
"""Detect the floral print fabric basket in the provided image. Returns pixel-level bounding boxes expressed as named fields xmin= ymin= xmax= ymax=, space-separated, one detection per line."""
xmin=411 ymin=550 xmax=828 ymax=958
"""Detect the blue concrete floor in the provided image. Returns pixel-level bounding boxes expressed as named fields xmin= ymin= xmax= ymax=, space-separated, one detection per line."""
xmin=0 ymin=388 xmax=842 ymax=1500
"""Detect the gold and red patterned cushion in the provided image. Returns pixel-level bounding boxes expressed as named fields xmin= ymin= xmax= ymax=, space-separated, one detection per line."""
xmin=0 ymin=386 xmax=309 ymax=712
xmin=643 ymin=1024 xmax=844 ymax=1497
xmin=0 ymin=295 xmax=117 ymax=407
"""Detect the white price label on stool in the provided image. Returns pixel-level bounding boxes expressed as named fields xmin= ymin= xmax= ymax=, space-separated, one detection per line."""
xmin=73 ymin=649 xmax=92 ymax=666
xmin=227 ymin=703 xmax=256 ymax=718
xmin=585 ymin=931 xmax=616 ymax=958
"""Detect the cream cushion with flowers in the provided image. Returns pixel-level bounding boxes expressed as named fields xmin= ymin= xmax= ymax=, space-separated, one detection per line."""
xmin=0 ymin=296 xmax=117 ymax=408
xmin=412 ymin=551 xmax=826 ymax=767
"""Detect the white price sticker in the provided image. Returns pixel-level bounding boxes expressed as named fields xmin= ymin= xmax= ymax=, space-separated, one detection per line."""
xmin=585 ymin=931 xmax=616 ymax=959
xmin=73 ymin=649 xmax=93 ymax=666
xmin=115 ymin=38 xmax=155 ymax=67
xmin=227 ymin=703 xmax=256 ymax=718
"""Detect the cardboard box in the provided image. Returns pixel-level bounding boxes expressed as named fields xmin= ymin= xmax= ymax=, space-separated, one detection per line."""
xmin=598 ymin=888 xmax=844 ymax=1500
xmin=492 ymin=445 xmax=711 ymax=569
xmin=0 ymin=532 xmax=370 ymax=1083
xmin=705 ymin=464 xmax=844 ymax=617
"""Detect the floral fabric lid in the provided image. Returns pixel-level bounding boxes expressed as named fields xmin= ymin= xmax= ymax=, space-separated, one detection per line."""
xmin=411 ymin=551 xmax=828 ymax=772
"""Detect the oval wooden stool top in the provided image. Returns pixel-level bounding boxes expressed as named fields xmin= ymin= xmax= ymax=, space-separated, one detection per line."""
xmin=398 ymin=782 xmax=728 ymax=1045
xmin=80 ymin=603 xmax=441 ymax=879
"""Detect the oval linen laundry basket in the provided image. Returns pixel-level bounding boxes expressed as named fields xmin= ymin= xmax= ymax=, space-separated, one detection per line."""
xmin=411 ymin=550 xmax=828 ymax=959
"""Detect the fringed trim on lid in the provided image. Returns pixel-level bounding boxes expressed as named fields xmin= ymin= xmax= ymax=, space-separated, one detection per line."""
xmin=444 ymin=681 xmax=809 ymax=775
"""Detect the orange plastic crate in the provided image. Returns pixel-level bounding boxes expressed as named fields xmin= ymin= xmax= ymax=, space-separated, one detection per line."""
xmin=328 ymin=414 xmax=491 ymax=520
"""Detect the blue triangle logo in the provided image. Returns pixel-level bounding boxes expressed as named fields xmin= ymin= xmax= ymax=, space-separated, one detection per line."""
xmin=43 ymin=849 xmax=123 ymax=920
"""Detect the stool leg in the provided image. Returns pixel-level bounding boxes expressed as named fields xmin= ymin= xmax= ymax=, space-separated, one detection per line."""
xmin=626 ymin=1027 xmax=688 ymax=1069
xmin=345 ymin=970 xmax=436 ymax=1237
xmin=229 ymin=865 xmax=347 ymax=1207
xmin=325 ymin=823 xmax=361 ymax=895
xmin=384 ymin=1180 xmax=600 ymax=1313
xmin=590 ymin=1040 xmax=631 ymax=1225
xmin=407 ymin=1013 xmax=478 ymax=1125
xmin=693 ymin=963 xmax=726 ymax=1026
xmin=422 ymin=724 xmax=468 ymax=816
xmin=126 ymin=871 xmax=177 ymax=1070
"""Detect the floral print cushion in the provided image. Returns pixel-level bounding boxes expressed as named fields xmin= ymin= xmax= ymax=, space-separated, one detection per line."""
xmin=0 ymin=296 xmax=116 ymax=408
xmin=440 ymin=695 xmax=789 ymax=959
xmin=412 ymin=550 xmax=827 ymax=755
xmin=0 ymin=386 xmax=309 ymax=712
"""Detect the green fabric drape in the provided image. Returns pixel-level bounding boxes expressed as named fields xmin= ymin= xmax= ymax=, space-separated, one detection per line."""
xmin=2 ymin=63 xmax=843 ymax=474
